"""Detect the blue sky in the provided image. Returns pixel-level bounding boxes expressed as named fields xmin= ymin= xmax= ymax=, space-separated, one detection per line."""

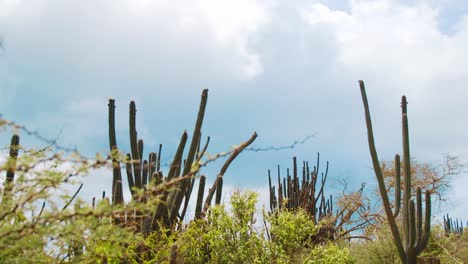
xmin=1 ymin=0 xmax=468 ymax=220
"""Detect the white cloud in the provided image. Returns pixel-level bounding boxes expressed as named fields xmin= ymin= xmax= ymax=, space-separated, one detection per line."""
xmin=0 ymin=0 xmax=268 ymax=87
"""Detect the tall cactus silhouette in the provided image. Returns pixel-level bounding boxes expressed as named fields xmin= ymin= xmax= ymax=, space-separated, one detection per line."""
xmin=359 ymin=80 xmax=431 ymax=264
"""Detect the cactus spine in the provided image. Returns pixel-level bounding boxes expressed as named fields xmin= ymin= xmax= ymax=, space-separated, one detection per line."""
xmin=359 ymin=80 xmax=431 ymax=264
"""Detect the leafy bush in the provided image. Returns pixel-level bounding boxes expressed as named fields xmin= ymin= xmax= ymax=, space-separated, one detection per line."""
xmin=161 ymin=191 xmax=353 ymax=264
xmin=0 ymin=143 xmax=147 ymax=263
xmin=177 ymin=191 xmax=280 ymax=263
xmin=423 ymin=225 xmax=468 ymax=263
xmin=306 ymin=243 xmax=354 ymax=264
xmin=267 ymin=208 xmax=319 ymax=259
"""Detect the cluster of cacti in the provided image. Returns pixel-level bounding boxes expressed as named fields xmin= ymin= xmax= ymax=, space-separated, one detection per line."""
xmin=267 ymin=154 xmax=370 ymax=243
xmin=359 ymin=80 xmax=432 ymax=264
xmin=107 ymin=89 xmax=257 ymax=233
xmin=443 ymin=214 xmax=464 ymax=235
xmin=2 ymin=134 xmax=20 ymax=203
xmin=268 ymin=154 xmax=332 ymax=225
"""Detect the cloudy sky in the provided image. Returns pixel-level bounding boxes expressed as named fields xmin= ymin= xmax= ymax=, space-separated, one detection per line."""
xmin=1 ymin=0 xmax=467 ymax=221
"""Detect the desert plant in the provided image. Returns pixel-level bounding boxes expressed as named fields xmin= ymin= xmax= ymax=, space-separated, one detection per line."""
xmin=443 ymin=214 xmax=464 ymax=236
xmin=267 ymin=155 xmax=372 ymax=243
xmin=359 ymin=80 xmax=432 ymax=263
xmin=107 ymin=89 xmax=257 ymax=234
xmin=0 ymin=134 xmax=146 ymax=263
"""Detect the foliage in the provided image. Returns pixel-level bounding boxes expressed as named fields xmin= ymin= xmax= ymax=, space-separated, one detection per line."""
xmin=0 ymin=136 xmax=150 ymax=263
xmin=107 ymin=91 xmax=258 ymax=233
xmin=2 ymin=83 xmax=467 ymax=263
xmin=350 ymin=223 xmax=468 ymax=264
xmin=350 ymin=225 xmax=400 ymax=264
xmin=267 ymin=208 xmax=319 ymax=258
xmin=132 ymin=190 xmax=355 ymax=264
xmin=423 ymin=225 xmax=468 ymax=263
xmin=177 ymin=191 xmax=280 ymax=263
xmin=306 ymin=243 xmax=354 ymax=264
xmin=359 ymin=80 xmax=432 ymax=263
xmin=267 ymin=155 xmax=373 ymax=243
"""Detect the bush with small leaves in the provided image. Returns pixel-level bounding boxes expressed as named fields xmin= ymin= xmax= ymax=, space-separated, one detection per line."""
xmin=305 ymin=242 xmax=354 ymax=264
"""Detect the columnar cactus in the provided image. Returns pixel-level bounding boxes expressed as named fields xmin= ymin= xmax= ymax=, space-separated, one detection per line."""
xmin=107 ymin=89 xmax=257 ymax=233
xmin=268 ymin=155 xmax=332 ymax=225
xmin=359 ymin=80 xmax=431 ymax=264
xmin=267 ymin=154 xmax=370 ymax=243
xmin=443 ymin=214 xmax=464 ymax=235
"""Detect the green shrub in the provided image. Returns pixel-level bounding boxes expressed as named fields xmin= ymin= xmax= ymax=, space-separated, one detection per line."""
xmin=178 ymin=191 xmax=281 ymax=263
xmin=306 ymin=242 xmax=354 ymax=264
xmin=267 ymin=208 xmax=319 ymax=259
xmin=174 ymin=191 xmax=353 ymax=264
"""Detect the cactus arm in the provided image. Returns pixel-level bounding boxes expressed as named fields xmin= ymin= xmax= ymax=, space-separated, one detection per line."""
xmin=194 ymin=175 xmax=206 ymax=219
xmin=277 ymin=166 xmax=283 ymax=209
xmin=125 ymin=153 xmax=135 ymax=196
xmin=416 ymin=188 xmax=423 ymax=246
xmin=359 ymin=80 xmax=406 ymax=262
xmin=408 ymin=200 xmax=416 ymax=248
xmin=136 ymin=139 xmax=144 ymax=188
xmin=108 ymin=99 xmax=123 ymax=205
xmin=182 ymin=89 xmax=208 ymax=177
xmin=268 ymin=170 xmax=274 ymax=211
xmin=215 ymin=177 xmax=223 ymax=205
xmin=196 ymin=136 xmax=210 ymax=163
xmin=407 ymin=202 xmax=417 ymax=263
xmin=142 ymin=160 xmax=148 ymax=188
xmin=129 ymin=101 xmax=140 ymax=189
xmin=315 ymin=161 xmax=329 ymax=206
xmin=167 ymin=132 xmax=188 ymax=223
xmin=171 ymin=90 xmax=208 ymax=223
xmin=179 ymin=177 xmax=196 ymax=221
xmin=417 ymin=190 xmax=431 ymax=253
xmin=157 ymin=144 xmax=162 ymax=171
xmin=148 ymin=152 xmax=156 ymax=184
xmin=394 ymin=155 xmax=401 ymax=217
xmin=167 ymin=132 xmax=188 ymax=181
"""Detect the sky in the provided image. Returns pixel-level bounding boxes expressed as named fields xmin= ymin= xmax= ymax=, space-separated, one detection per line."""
xmin=0 ymin=0 xmax=468 ymax=221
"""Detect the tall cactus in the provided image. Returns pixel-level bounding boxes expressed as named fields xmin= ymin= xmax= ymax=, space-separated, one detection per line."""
xmin=359 ymin=80 xmax=431 ymax=264
xmin=268 ymin=155 xmax=332 ymax=225
xmin=443 ymin=214 xmax=464 ymax=235
xmin=267 ymin=154 xmax=370 ymax=242
xmin=107 ymin=89 xmax=257 ymax=234
xmin=108 ymin=100 xmax=124 ymax=205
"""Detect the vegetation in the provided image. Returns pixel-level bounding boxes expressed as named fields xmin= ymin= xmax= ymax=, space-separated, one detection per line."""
xmin=360 ymin=80 xmax=432 ymax=263
xmin=106 ymin=90 xmax=257 ymax=234
xmin=267 ymin=155 xmax=373 ymax=243
xmin=0 ymin=81 xmax=466 ymax=263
